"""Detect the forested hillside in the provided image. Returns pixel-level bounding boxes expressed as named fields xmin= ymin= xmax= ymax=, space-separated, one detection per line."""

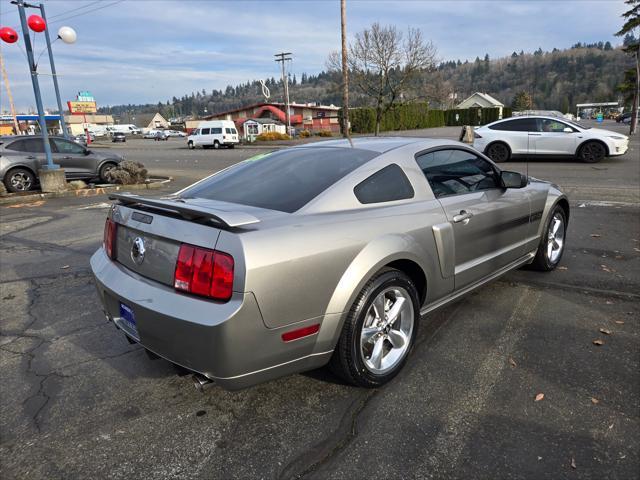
xmin=100 ymin=42 xmax=633 ymax=119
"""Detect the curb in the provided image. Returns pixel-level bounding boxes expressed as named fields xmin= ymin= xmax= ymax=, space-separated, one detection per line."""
xmin=0 ymin=177 xmax=172 ymax=206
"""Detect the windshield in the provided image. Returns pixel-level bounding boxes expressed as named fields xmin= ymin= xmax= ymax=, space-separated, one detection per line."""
xmin=181 ymin=147 xmax=378 ymax=213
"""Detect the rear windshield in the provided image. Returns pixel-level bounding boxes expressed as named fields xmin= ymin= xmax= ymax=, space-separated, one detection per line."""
xmin=181 ymin=147 xmax=378 ymax=213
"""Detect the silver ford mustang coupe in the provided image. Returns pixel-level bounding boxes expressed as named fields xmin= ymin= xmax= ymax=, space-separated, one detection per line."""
xmin=91 ymin=138 xmax=569 ymax=390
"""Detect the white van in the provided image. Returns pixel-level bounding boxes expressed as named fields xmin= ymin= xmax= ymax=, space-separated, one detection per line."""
xmin=187 ymin=120 xmax=239 ymax=149
xmin=107 ymin=124 xmax=141 ymax=136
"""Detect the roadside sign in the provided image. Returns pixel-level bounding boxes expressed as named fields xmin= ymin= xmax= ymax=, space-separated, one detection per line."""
xmin=68 ymin=101 xmax=97 ymax=114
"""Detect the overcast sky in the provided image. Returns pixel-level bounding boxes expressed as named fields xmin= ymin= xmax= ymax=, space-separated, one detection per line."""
xmin=0 ymin=0 xmax=628 ymax=111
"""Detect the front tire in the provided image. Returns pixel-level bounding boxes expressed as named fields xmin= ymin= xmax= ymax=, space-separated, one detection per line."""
xmin=578 ymin=141 xmax=606 ymax=163
xmin=485 ymin=142 xmax=511 ymax=162
xmin=213 ymin=140 xmax=220 ymax=150
xmin=98 ymin=162 xmax=117 ymax=183
xmin=330 ymin=269 xmax=419 ymax=388
xmin=529 ymin=205 xmax=567 ymax=271
xmin=188 ymin=141 xmax=195 ymax=149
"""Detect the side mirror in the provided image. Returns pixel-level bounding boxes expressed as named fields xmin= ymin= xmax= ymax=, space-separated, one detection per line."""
xmin=501 ymin=170 xmax=527 ymax=189
xmin=84 ymin=149 xmax=91 ymax=155
xmin=563 ymin=127 xmax=573 ymax=133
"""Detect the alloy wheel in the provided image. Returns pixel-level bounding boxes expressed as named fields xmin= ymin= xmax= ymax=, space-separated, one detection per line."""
xmin=360 ymin=287 xmax=414 ymax=375
xmin=10 ymin=172 xmax=32 ymax=191
xmin=487 ymin=143 xmax=509 ymax=162
xmin=546 ymin=212 xmax=565 ymax=264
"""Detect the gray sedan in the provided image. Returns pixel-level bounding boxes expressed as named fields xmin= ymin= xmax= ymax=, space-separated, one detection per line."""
xmin=0 ymin=135 xmax=124 ymax=192
xmin=91 ymin=138 xmax=569 ymax=390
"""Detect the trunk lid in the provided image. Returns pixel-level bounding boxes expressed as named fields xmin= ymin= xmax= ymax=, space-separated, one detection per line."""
xmin=108 ymin=194 xmax=280 ymax=287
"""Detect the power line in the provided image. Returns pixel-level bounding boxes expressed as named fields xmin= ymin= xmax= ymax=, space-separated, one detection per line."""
xmin=46 ymin=1 xmax=103 ymax=21
xmin=49 ymin=0 xmax=126 ymax=25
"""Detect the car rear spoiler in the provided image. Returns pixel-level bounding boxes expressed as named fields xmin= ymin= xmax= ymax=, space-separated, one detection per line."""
xmin=109 ymin=193 xmax=260 ymax=228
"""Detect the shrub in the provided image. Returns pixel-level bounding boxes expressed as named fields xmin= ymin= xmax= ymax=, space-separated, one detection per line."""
xmin=256 ymin=132 xmax=291 ymax=141
xmin=315 ymin=130 xmax=333 ymax=137
xmin=298 ymin=129 xmax=311 ymax=138
xmin=105 ymin=160 xmax=148 ymax=185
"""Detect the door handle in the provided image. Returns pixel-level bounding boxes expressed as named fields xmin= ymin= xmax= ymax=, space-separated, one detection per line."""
xmin=27 ymin=155 xmax=36 ymax=159
xmin=528 ymin=133 xmax=542 ymax=136
xmin=453 ymin=210 xmax=473 ymax=224
xmin=63 ymin=156 xmax=72 ymax=159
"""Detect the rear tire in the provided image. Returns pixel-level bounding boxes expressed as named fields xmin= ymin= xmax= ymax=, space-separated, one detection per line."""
xmin=529 ymin=205 xmax=567 ymax=271
xmin=4 ymin=167 xmax=35 ymax=193
xmin=578 ymin=141 xmax=606 ymax=163
xmin=330 ymin=269 xmax=419 ymax=388
xmin=485 ymin=142 xmax=511 ymax=162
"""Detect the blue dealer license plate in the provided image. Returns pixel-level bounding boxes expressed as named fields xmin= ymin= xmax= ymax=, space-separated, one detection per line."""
xmin=119 ymin=302 xmax=139 ymax=338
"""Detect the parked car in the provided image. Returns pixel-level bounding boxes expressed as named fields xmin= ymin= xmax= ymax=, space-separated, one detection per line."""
xmin=143 ymin=130 xmax=159 ymax=139
xmin=154 ymin=131 xmax=169 ymax=141
xmin=474 ymin=115 xmax=629 ymax=163
xmin=165 ymin=130 xmax=186 ymax=137
xmin=112 ymin=132 xmax=127 ymax=143
xmin=0 ymin=135 xmax=124 ymax=192
xmin=91 ymin=137 xmax=569 ymax=390
xmin=616 ymin=112 xmax=637 ymax=124
xmin=73 ymin=133 xmax=95 ymax=145
xmin=187 ymin=120 xmax=239 ymax=149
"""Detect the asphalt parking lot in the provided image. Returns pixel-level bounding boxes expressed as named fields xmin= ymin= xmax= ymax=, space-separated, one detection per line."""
xmin=0 ymin=121 xmax=638 ymax=479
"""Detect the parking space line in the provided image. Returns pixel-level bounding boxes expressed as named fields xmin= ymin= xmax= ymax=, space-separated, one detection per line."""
xmin=423 ymin=286 xmax=541 ymax=472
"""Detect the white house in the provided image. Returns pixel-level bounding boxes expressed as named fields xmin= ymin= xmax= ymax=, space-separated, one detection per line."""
xmin=457 ymin=92 xmax=504 ymax=117
xmin=241 ymin=118 xmax=286 ymax=141
xmin=145 ymin=112 xmax=170 ymax=130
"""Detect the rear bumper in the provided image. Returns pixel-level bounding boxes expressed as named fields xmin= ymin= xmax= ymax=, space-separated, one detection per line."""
xmin=90 ymin=248 xmax=331 ymax=389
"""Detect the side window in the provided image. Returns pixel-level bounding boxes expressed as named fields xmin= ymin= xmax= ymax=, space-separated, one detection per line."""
xmin=53 ymin=139 xmax=84 ymax=154
xmin=212 ymin=128 xmax=222 ymax=134
xmin=225 ymin=128 xmax=232 ymax=134
xmin=5 ymin=140 xmax=26 ymax=151
xmin=416 ymin=149 xmax=500 ymax=198
xmin=354 ymin=164 xmax=414 ymax=204
xmin=539 ymin=118 xmax=573 ymax=132
xmin=201 ymin=128 xmax=210 ymax=135
xmin=21 ymin=138 xmax=46 ymax=153
xmin=231 ymin=128 xmax=238 ymax=135
xmin=192 ymin=129 xmax=199 ymax=135
xmin=489 ymin=118 xmax=537 ymax=132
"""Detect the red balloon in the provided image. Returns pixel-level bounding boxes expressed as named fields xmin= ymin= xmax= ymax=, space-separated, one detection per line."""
xmin=27 ymin=15 xmax=46 ymax=33
xmin=0 ymin=26 xmax=19 ymax=44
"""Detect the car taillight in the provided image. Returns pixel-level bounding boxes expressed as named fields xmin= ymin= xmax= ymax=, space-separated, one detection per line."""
xmin=174 ymin=244 xmax=234 ymax=301
xmin=103 ymin=218 xmax=117 ymax=260
xmin=474 ymin=132 xmax=482 ymax=138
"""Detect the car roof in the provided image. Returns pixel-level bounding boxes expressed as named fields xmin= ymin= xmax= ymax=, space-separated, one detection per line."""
xmin=295 ymin=136 xmax=444 ymax=153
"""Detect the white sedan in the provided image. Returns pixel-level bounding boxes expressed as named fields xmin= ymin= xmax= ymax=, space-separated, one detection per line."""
xmin=473 ymin=116 xmax=629 ymax=163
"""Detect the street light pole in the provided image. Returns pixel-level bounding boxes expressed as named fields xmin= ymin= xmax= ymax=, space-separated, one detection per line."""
xmin=13 ymin=0 xmax=56 ymax=170
xmin=39 ymin=3 xmax=69 ymax=139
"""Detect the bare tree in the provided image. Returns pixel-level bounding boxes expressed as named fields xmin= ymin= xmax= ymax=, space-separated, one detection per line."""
xmin=329 ymin=23 xmax=437 ymax=135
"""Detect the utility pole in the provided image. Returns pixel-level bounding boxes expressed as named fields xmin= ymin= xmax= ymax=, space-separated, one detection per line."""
xmin=340 ymin=0 xmax=351 ymax=142
xmin=274 ymin=52 xmax=292 ymax=135
xmin=39 ymin=3 xmax=69 ymax=138
xmin=0 ymin=50 xmax=21 ymax=135
xmin=13 ymin=0 xmax=56 ymax=170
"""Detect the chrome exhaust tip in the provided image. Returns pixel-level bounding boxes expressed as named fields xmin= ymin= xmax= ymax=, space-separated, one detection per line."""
xmin=192 ymin=373 xmax=214 ymax=391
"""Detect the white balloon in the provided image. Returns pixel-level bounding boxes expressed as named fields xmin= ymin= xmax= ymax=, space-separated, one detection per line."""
xmin=57 ymin=26 xmax=77 ymax=44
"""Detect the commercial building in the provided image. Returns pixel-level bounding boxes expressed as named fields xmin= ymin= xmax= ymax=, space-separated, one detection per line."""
xmin=0 ymin=114 xmax=65 ymax=135
xmin=64 ymin=114 xmax=114 ymax=135
xmin=201 ymin=102 xmax=341 ymax=136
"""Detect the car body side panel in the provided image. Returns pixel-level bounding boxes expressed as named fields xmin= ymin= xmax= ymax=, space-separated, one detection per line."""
xmin=238 ymin=200 xmax=450 ymax=329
